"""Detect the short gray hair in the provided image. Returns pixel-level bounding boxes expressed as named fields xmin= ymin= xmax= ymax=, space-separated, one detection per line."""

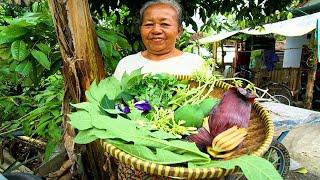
xmin=139 ymin=0 xmax=183 ymax=27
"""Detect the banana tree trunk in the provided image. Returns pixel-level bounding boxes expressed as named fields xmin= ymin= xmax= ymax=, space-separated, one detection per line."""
xmin=48 ymin=0 xmax=105 ymax=178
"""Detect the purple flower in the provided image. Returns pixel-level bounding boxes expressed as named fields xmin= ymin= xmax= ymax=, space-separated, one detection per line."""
xmin=115 ymin=104 xmax=130 ymax=114
xmin=134 ymin=100 xmax=151 ymax=112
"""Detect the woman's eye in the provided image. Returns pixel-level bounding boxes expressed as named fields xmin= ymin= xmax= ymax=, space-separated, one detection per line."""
xmin=161 ymin=23 xmax=170 ymax=26
xmin=144 ymin=23 xmax=153 ymax=27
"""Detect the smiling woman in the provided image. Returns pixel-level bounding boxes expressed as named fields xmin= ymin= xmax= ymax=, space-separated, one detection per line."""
xmin=113 ymin=0 xmax=205 ymax=80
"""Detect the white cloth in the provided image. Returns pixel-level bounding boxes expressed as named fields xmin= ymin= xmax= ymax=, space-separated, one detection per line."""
xmin=113 ymin=52 xmax=205 ymax=80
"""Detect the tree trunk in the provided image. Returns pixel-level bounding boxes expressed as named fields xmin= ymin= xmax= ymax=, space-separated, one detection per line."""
xmin=48 ymin=0 xmax=105 ymax=178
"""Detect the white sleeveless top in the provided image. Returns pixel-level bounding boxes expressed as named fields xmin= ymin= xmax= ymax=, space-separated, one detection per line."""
xmin=113 ymin=52 xmax=205 ymax=80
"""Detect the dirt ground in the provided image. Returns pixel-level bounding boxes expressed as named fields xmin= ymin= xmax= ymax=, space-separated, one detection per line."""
xmin=286 ymin=171 xmax=319 ymax=180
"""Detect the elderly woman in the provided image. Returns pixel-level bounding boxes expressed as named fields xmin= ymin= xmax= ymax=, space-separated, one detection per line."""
xmin=114 ymin=0 xmax=205 ymax=80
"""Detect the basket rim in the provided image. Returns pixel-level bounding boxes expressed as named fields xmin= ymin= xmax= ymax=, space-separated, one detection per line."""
xmin=100 ymin=80 xmax=274 ymax=178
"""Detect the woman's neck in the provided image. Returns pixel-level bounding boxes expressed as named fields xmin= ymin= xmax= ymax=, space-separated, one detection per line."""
xmin=141 ymin=49 xmax=183 ymax=61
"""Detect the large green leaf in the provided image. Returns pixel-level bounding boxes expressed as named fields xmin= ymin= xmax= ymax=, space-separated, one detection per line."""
xmin=11 ymin=40 xmax=29 ymax=61
xmin=15 ymin=60 xmax=32 ymax=76
xmin=68 ymin=111 xmax=93 ymax=130
xmin=110 ymin=141 xmax=209 ymax=165
xmin=0 ymin=25 xmax=28 ymax=44
xmin=98 ymin=38 xmax=112 ymax=57
xmin=191 ymin=155 xmax=282 ymax=180
xmin=71 ymin=102 xmax=102 ymax=114
xmin=174 ymin=104 xmax=204 ymax=127
xmin=90 ymin=115 xmax=209 ymax=159
xmin=96 ymin=29 xmax=118 ymax=43
xmin=85 ymin=77 xmax=122 ymax=104
xmin=198 ymin=98 xmax=220 ymax=116
xmin=36 ymin=43 xmax=51 ymax=54
xmin=31 ymin=50 xmax=51 ymax=70
xmin=74 ymin=128 xmax=116 ymax=144
xmin=120 ymin=68 xmax=143 ymax=90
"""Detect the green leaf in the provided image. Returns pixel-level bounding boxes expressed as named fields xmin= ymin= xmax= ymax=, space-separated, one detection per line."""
xmin=102 ymin=116 xmax=209 ymax=159
xmin=133 ymin=41 xmax=139 ymax=51
xmin=0 ymin=25 xmax=28 ymax=44
xmin=0 ymin=45 xmax=11 ymax=60
xmin=44 ymin=139 xmax=57 ymax=162
xmin=120 ymin=68 xmax=143 ymax=90
xmin=68 ymin=111 xmax=93 ymax=130
xmin=96 ymin=29 xmax=118 ymax=43
xmin=198 ymin=98 xmax=219 ymax=116
xmin=147 ymin=130 xmax=178 ymax=140
xmin=191 ymin=155 xmax=282 ymax=180
xmin=174 ymin=104 xmax=204 ymax=127
xmin=101 ymin=95 xmax=115 ymax=110
xmin=110 ymin=141 xmax=208 ymax=165
xmin=11 ymin=40 xmax=29 ymax=61
xmin=71 ymin=102 xmax=101 ymax=113
xmin=31 ymin=50 xmax=51 ymax=70
xmin=48 ymin=121 xmax=61 ymax=140
xmin=74 ymin=128 xmax=116 ymax=144
xmin=85 ymin=77 xmax=121 ymax=105
xmin=98 ymin=38 xmax=112 ymax=57
xmin=127 ymin=109 xmax=143 ymax=121
xmin=36 ymin=43 xmax=51 ymax=54
xmin=117 ymin=36 xmax=131 ymax=51
xmin=103 ymin=109 xmax=123 ymax=114
xmin=74 ymin=130 xmax=97 ymax=144
xmin=15 ymin=60 xmax=32 ymax=76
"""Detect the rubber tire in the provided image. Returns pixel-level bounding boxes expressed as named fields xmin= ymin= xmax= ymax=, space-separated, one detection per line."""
xmin=265 ymin=140 xmax=290 ymax=177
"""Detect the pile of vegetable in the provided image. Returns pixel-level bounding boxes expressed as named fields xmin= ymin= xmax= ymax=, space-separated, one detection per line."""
xmin=69 ymin=68 xmax=282 ymax=179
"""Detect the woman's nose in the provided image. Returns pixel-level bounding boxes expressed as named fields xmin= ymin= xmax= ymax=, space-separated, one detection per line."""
xmin=151 ymin=24 xmax=162 ymax=34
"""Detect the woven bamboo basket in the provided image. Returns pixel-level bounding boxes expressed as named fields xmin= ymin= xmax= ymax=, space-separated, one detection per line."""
xmin=100 ymin=78 xmax=274 ymax=179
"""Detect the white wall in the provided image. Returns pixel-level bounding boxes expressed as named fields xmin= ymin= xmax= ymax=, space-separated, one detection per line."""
xmin=283 ymin=35 xmax=310 ymax=68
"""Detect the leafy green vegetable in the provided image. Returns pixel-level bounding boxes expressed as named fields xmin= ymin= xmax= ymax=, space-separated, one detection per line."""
xmin=110 ymin=140 xmax=209 ymax=165
xmin=189 ymin=155 xmax=282 ymax=180
xmin=74 ymin=128 xmax=116 ymax=144
xmin=198 ymin=98 xmax=219 ymax=115
xmin=174 ymin=104 xmax=204 ymax=127
xmin=69 ymin=102 xmax=210 ymax=164
xmin=174 ymin=98 xmax=219 ymax=127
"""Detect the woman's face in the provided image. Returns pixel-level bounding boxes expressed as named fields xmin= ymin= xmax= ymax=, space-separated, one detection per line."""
xmin=140 ymin=3 xmax=181 ymax=56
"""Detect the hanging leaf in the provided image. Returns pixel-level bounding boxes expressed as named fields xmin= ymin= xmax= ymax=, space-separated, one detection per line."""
xmin=11 ymin=40 xmax=29 ymax=61
xmin=15 ymin=60 xmax=32 ymax=76
xmin=31 ymin=50 xmax=51 ymax=70
xmin=44 ymin=139 xmax=57 ymax=162
xmin=36 ymin=43 xmax=51 ymax=54
xmin=0 ymin=25 xmax=28 ymax=44
xmin=96 ymin=29 xmax=118 ymax=43
xmin=98 ymin=38 xmax=112 ymax=57
xmin=48 ymin=120 xmax=61 ymax=141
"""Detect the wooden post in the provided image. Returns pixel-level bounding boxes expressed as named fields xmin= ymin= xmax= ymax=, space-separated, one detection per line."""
xmin=212 ymin=42 xmax=217 ymax=66
xmin=48 ymin=0 xmax=106 ymax=178
xmin=305 ymin=31 xmax=317 ymax=109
